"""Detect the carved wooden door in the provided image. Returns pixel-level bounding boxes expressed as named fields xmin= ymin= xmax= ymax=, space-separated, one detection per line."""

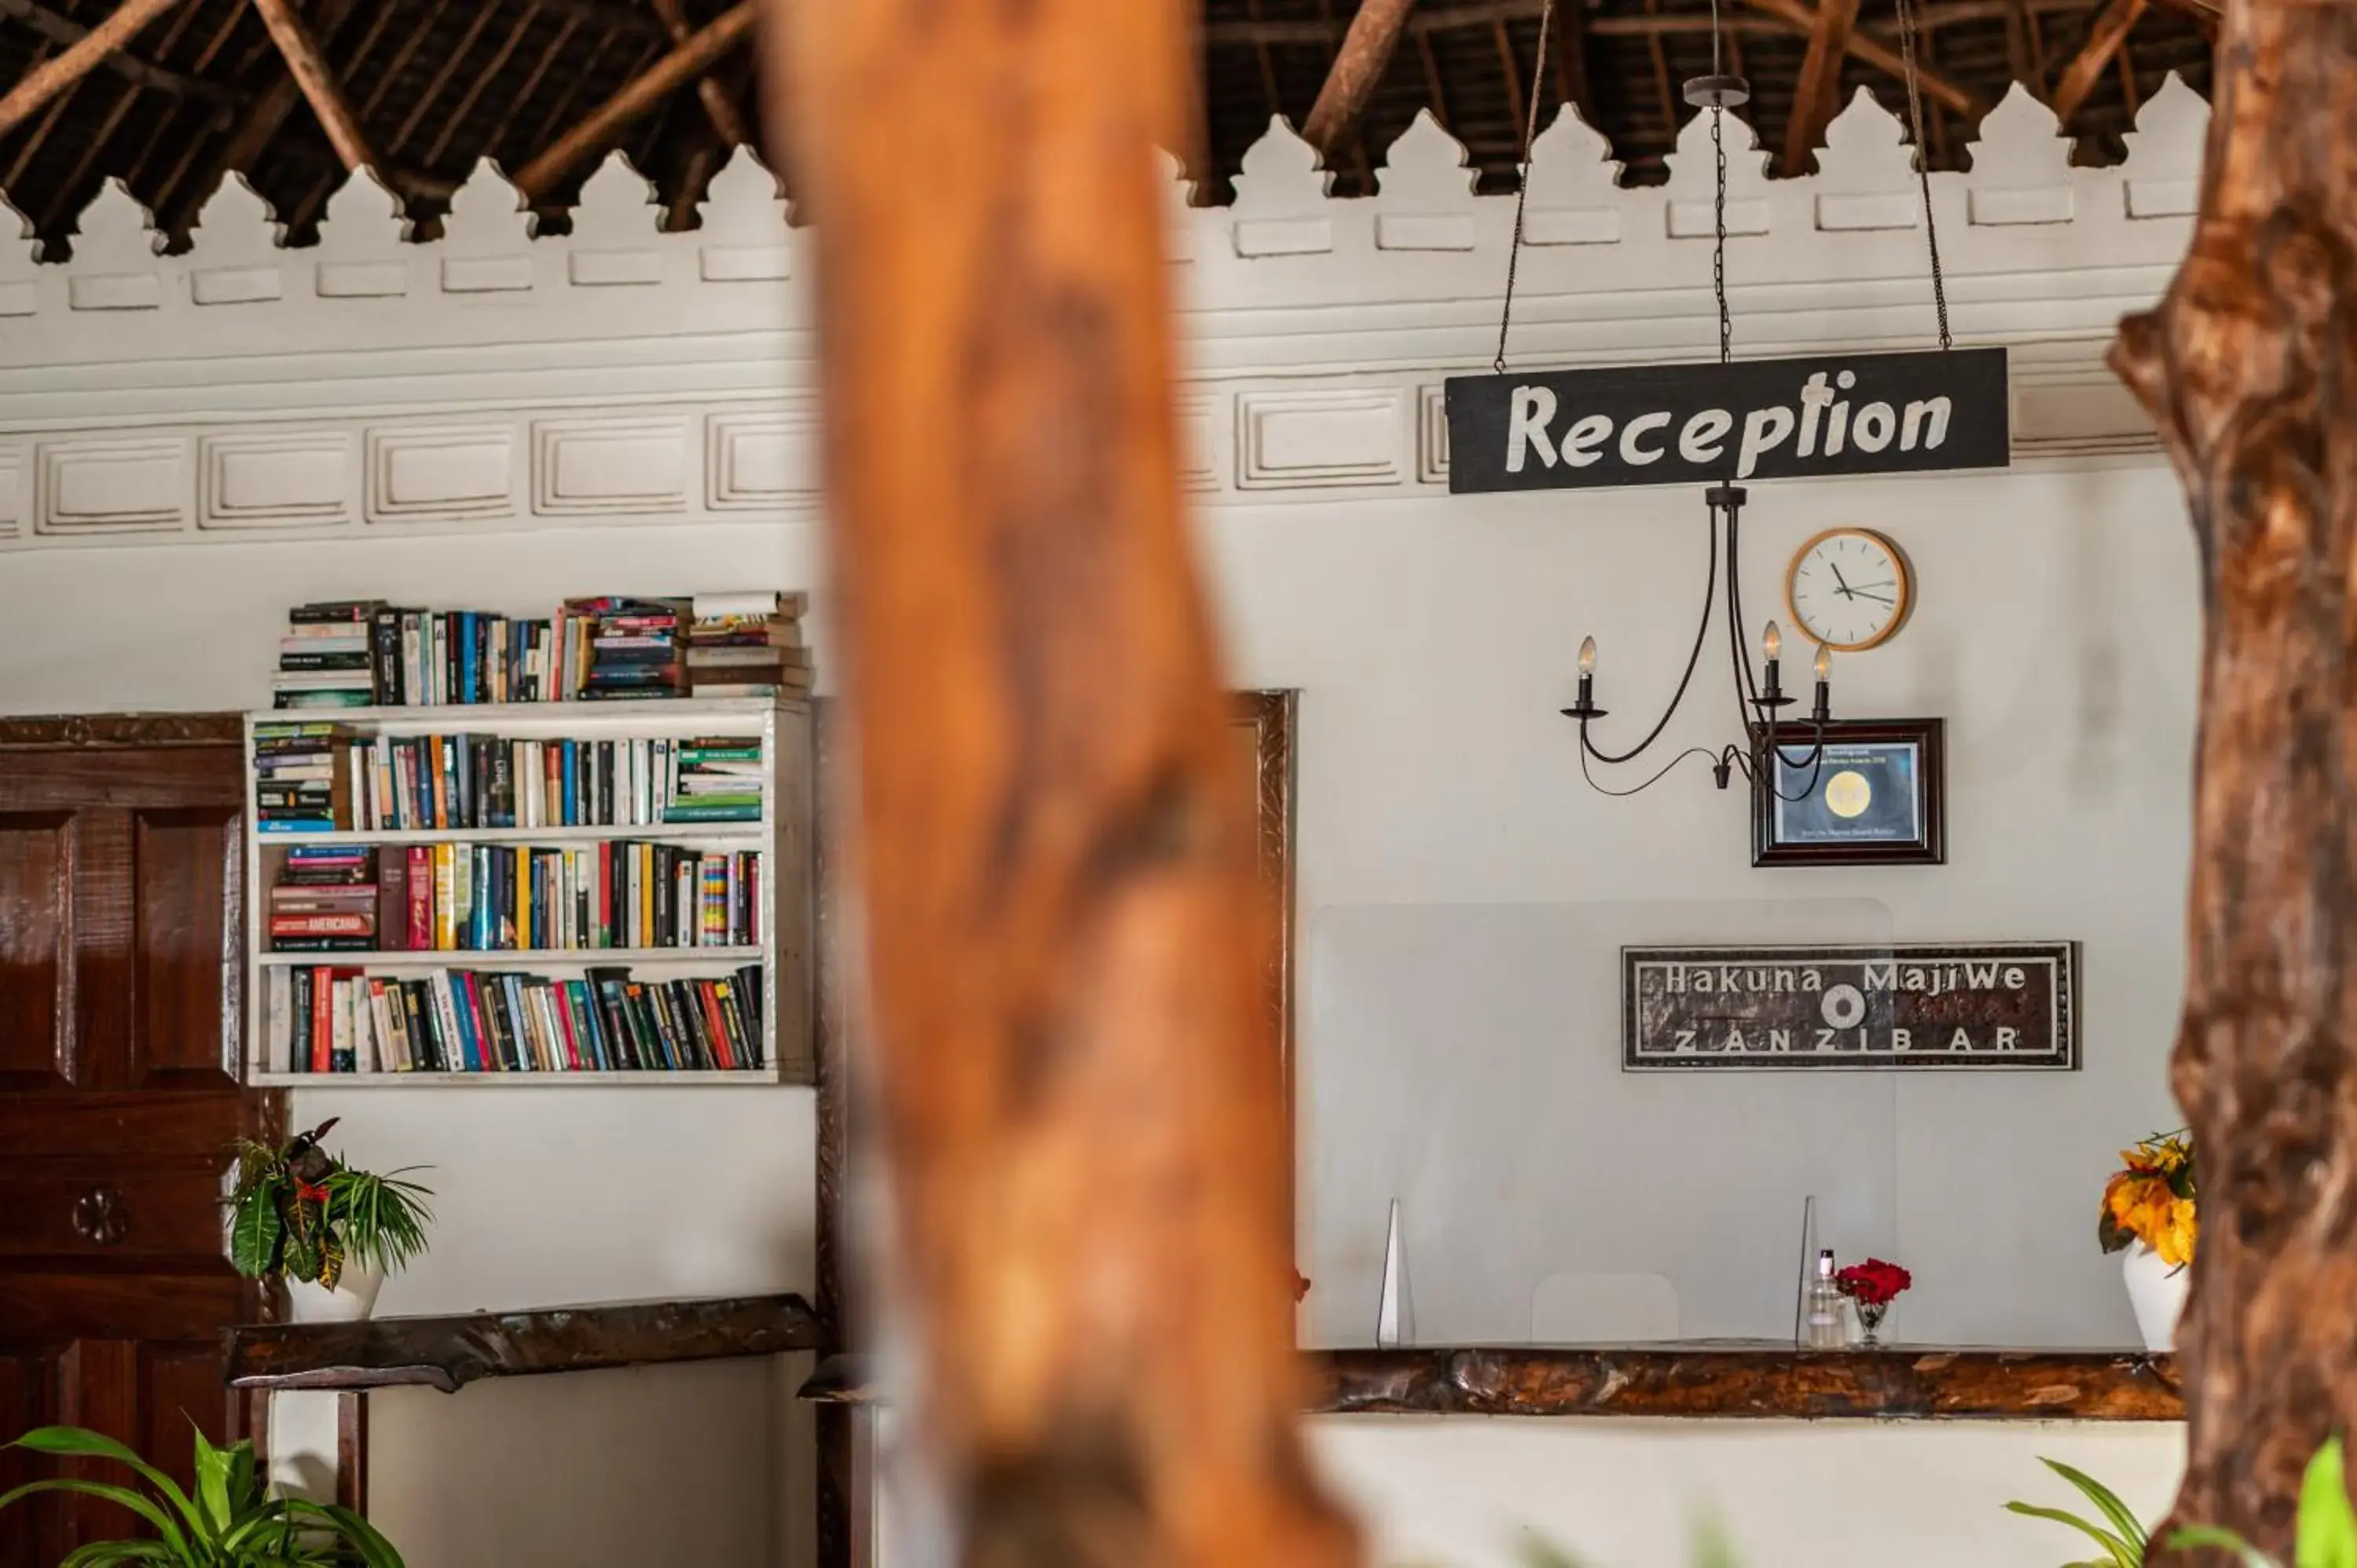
xmin=0 ymin=720 xmax=277 ymax=1568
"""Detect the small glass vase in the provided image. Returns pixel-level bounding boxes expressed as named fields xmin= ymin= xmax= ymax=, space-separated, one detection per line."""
xmin=1853 ymin=1299 xmax=1890 ymax=1348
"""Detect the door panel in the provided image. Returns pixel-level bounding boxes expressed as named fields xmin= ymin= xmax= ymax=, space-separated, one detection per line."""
xmin=131 ymin=807 xmax=241 ymax=1088
xmin=0 ymin=811 xmax=74 ymax=1091
xmin=0 ymin=725 xmax=277 ymax=1568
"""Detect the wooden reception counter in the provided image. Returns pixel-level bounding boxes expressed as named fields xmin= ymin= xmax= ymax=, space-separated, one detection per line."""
xmin=802 ymin=1342 xmax=2183 ymax=1422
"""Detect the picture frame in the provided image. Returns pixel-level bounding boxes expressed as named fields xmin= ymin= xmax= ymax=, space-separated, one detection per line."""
xmin=1750 ymin=717 xmax=1945 ymax=867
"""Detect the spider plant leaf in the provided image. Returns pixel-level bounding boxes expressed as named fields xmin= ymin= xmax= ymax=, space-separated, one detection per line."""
xmin=0 ymin=1478 xmax=192 ymax=1556
xmin=285 ymin=1498 xmax=409 ymax=1568
xmin=2041 ymin=1458 xmax=2150 ymax=1553
xmin=2002 ymin=1502 xmax=2139 ymax=1566
xmin=2162 ymin=1526 xmax=2276 ymax=1566
xmin=2298 ymin=1437 xmax=2357 ymax=1568
xmin=57 ymin=1542 xmax=175 ymax=1566
xmin=5 ymin=1427 xmax=203 ymax=1538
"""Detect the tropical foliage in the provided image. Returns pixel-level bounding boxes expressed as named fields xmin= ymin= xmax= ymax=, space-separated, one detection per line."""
xmin=2100 ymin=1130 xmax=2197 ymax=1269
xmin=2007 ymin=1436 xmax=2357 ymax=1568
xmin=228 ymin=1119 xmax=432 ymax=1289
xmin=0 ymin=1423 xmax=404 ymax=1566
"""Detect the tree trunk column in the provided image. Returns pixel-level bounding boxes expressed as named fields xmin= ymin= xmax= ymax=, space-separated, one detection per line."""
xmin=2111 ymin=0 xmax=2357 ymax=1556
xmin=767 ymin=3 xmax=1361 ymax=1567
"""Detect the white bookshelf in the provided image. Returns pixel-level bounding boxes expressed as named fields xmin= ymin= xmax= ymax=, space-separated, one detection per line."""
xmin=242 ymin=698 xmax=813 ymax=1087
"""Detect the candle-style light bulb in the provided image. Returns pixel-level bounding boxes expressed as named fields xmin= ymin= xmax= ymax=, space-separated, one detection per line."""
xmin=1763 ymin=621 xmax=1782 ymax=661
xmin=1812 ymin=641 xmax=1832 ymax=722
xmin=1814 ymin=643 xmax=1831 ymax=681
xmin=1578 ymin=636 xmax=1597 ymax=676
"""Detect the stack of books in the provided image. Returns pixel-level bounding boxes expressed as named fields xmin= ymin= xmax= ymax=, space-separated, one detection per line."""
xmin=341 ymin=732 xmax=753 ymax=830
xmin=287 ymin=841 xmax=763 ymax=954
xmin=258 ymin=962 xmax=767 ymax=1075
xmin=253 ymin=722 xmax=356 ymax=833
xmin=378 ymin=609 xmax=563 ymax=705
xmin=569 ymin=596 xmax=690 ymax=702
xmin=665 ymin=737 xmax=764 ymax=825
xmin=269 ymin=846 xmax=376 ymax=951
xmin=275 ymin=602 xmax=384 ymax=709
xmin=686 ymin=592 xmax=813 ymax=698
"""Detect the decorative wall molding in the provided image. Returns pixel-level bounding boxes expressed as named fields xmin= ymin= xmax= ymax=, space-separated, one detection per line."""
xmin=0 ymin=81 xmax=2214 ymax=548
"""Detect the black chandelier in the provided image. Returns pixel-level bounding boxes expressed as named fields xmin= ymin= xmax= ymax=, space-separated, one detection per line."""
xmin=1492 ymin=0 xmax=1951 ymax=800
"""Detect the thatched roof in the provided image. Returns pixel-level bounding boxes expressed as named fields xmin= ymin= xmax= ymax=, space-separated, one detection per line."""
xmin=0 ymin=0 xmax=2214 ymax=251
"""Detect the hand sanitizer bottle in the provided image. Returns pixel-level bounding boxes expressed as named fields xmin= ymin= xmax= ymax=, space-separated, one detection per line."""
xmin=1804 ymin=1250 xmax=1849 ymax=1350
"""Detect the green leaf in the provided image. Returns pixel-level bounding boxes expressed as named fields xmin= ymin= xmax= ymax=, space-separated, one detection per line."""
xmin=192 ymin=1422 xmax=234 ymax=1540
xmin=2003 ymin=1501 xmax=2140 ymax=1566
xmin=2298 ymin=1437 xmax=2357 ymax=1568
xmin=5 ymin=1426 xmax=203 ymax=1538
xmin=283 ymin=1499 xmax=409 ymax=1568
xmin=230 ymin=1189 xmax=284 ymax=1280
xmin=57 ymin=1543 xmax=175 ymax=1567
xmin=2042 ymin=1458 xmax=2150 ymax=1554
xmin=2163 ymin=1526 xmax=2277 ymax=1566
xmin=0 ymin=1478 xmax=192 ymax=1558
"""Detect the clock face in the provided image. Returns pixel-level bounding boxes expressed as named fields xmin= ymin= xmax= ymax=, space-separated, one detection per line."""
xmin=1786 ymin=529 xmax=1912 ymax=651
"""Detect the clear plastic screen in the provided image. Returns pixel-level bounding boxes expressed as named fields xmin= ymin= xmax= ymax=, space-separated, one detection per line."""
xmin=1301 ymin=899 xmax=1901 ymax=1347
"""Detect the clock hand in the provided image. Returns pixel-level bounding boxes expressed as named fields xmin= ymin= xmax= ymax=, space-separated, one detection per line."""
xmin=1851 ymin=590 xmax=1896 ymax=605
xmin=1829 ymin=563 xmax=1857 ymax=599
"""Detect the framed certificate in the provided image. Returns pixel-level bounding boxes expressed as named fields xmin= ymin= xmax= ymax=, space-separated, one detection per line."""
xmin=1751 ymin=718 xmax=1945 ymax=867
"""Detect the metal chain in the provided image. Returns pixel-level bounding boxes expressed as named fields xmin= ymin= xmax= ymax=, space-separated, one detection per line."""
xmin=1712 ymin=106 xmax=1730 ymax=365
xmin=1492 ymin=0 xmax=1559 ymax=373
xmin=1894 ymin=0 xmax=1953 ymax=349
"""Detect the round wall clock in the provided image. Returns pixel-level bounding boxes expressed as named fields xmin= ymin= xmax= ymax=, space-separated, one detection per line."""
xmin=1785 ymin=527 xmax=1913 ymax=651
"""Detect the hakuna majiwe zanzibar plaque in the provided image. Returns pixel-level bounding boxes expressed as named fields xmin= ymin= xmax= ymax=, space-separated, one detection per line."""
xmin=1622 ymin=943 xmax=2079 ymax=1072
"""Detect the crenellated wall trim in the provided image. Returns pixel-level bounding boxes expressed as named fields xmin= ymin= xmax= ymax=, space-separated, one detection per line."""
xmin=0 ymin=79 xmax=2210 ymax=548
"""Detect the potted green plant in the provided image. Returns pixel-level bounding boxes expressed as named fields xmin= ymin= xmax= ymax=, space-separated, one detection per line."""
xmin=229 ymin=1118 xmax=432 ymax=1321
xmin=1 ymin=1421 xmax=403 ymax=1565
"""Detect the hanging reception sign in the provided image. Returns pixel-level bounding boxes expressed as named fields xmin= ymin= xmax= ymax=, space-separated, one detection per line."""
xmin=1445 ymin=347 xmax=2010 ymax=494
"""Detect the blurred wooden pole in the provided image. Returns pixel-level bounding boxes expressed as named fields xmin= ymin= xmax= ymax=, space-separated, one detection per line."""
xmin=2111 ymin=0 xmax=2357 ymax=1559
xmin=766 ymin=2 xmax=1360 ymax=1566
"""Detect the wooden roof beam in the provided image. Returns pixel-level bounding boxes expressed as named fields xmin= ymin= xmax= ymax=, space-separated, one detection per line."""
xmin=1736 ymin=0 xmax=1985 ymax=116
xmin=248 ymin=0 xmax=380 ymax=172
xmin=2048 ymin=0 xmax=2146 ymax=123
xmin=1302 ymin=0 xmax=1417 ymax=156
xmin=512 ymin=0 xmax=757 ymax=200
xmin=1782 ymin=0 xmax=1863 ymax=175
xmin=0 ymin=0 xmax=190 ymax=141
xmin=0 ymin=0 xmax=236 ymax=112
xmin=651 ymin=0 xmax=753 ymax=148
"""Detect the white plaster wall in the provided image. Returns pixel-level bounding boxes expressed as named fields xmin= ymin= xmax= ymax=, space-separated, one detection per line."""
xmin=872 ymin=1414 xmax=2187 ymax=1567
xmin=1313 ymin=1416 xmax=2186 ymax=1568
xmin=1218 ymin=461 xmax=2201 ymax=1350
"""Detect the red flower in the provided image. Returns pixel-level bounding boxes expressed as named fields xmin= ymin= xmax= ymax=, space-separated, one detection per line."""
xmin=1835 ymin=1258 xmax=1912 ymax=1307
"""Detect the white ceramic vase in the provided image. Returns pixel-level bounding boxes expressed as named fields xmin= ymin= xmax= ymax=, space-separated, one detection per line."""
xmin=289 ymin=1265 xmax=385 ymax=1322
xmin=2121 ymin=1242 xmax=2188 ymax=1353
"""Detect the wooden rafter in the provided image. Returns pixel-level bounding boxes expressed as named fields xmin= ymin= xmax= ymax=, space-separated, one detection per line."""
xmin=1552 ymin=0 xmax=1590 ymax=117
xmin=1782 ymin=0 xmax=1863 ymax=176
xmin=768 ymin=0 xmax=1361 ymax=1560
xmin=1641 ymin=0 xmax=1677 ymax=136
xmin=1302 ymin=0 xmax=1417 ymax=156
xmin=2047 ymin=0 xmax=2146 ymax=124
xmin=652 ymin=0 xmax=752 ymax=149
xmin=1493 ymin=19 xmax=1525 ymax=142
xmin=386 ymin=0 xmax=501 ymax=159
xmin=1737 ymin=0 xmax=1985 ymax=115
xmin=0 ymin=0 xmax=233 ymax=112
xmin=1204 ymin=0 xmax=2104 ymax=46
xmin=249 ymin=0 xmax=379 ymax=172
xmin=0 ymin=0 xmax=189 ymax=142
xmin=512 ymin=1 xmax=755 ymax=200
xmin=423 ymin=0 xmax=541 ymax=166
